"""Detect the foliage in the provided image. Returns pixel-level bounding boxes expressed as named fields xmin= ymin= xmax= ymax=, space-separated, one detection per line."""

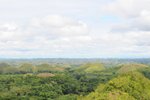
xmin=117 ymin=63 xmax=148 ymax=73
xmin=76 ymin=63 xmax=105 ymax=73
xmin=1 ymin=62 xmax=150 ymax=100
xmin=80 ymin=72 xmax=150 ymax=100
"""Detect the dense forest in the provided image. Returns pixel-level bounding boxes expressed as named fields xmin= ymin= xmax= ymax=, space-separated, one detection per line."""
xmin=1 ymin=59 xmax=150 ymax=100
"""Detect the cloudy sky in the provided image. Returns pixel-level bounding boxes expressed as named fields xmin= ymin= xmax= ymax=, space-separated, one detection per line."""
xmin=0 ymin=0 xmax=150 ymax=58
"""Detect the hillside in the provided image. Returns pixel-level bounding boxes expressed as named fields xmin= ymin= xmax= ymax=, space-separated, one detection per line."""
xmin=79 ymin=72 xmax=150 ymax=100
xmin=76 ymin=63 xmax=105 ymax=73
xmin=117 ymin=63 xmax=148 ymax=74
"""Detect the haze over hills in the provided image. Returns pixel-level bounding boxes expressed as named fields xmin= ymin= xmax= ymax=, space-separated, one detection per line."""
xmin=0 ymin=58 xmax=150 ymax=66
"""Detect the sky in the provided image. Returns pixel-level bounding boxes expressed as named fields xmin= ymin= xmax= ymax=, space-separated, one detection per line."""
xmin=0 ymin=0 xmax=150 ymax=58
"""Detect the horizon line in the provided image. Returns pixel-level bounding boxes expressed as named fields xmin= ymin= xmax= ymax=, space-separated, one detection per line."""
xmin=0 ymin=57 xmax=150 ymax=59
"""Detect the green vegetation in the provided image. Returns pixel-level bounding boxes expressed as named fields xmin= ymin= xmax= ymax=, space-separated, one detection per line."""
xmin=76 ymin=63 xmax=105 ymax=73
xmin=79 ymin=72 xmax=150 ymax=100
xmin=0 ymin=60 xmax=150 ymax=100
xmin=117 ymin=63 xmax=148 ymax=74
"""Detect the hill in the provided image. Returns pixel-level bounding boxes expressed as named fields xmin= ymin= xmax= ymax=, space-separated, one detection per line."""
xmin=117 ymin=63 xmax=148 ymax=74
xmin=76 ymin=63 xmax=105 ymax=73
xmin=79 ymin=72 xmax=150 ymax=100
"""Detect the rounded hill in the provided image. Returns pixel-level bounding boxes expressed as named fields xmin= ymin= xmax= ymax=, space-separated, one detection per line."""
xmin=117 ymin=63 xmax=148 ymax=74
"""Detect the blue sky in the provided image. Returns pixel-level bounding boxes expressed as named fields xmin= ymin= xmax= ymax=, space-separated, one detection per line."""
xmin=0 ymin=0 xmax=150 ymax=58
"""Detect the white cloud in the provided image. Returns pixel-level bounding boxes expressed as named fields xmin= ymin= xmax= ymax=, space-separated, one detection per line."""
xmin=0 ymin=0 xmax=150 ymax=58
xmin=1 ymin=13 xmax=150 ymax=58
xmin=30 ymin=15 xmax=89 ymax=37
xmin=0 ymin=15 xmax=93 ymax=57
xmin=99 ymin=0 xmax=150 ymax=57
xmin=103 ymin=0 xmax=150 ymax=18
xmin=103 ymin=0 xmax=150 ymax=32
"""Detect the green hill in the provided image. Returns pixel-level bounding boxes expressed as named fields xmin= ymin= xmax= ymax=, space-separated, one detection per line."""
xmin=76 ymin=63 xmax=105 ymax=73
xmin=79 ymin=72 xmax=150 ymax=100
xmin=117 ymin=63 xmax=148 ymax=74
